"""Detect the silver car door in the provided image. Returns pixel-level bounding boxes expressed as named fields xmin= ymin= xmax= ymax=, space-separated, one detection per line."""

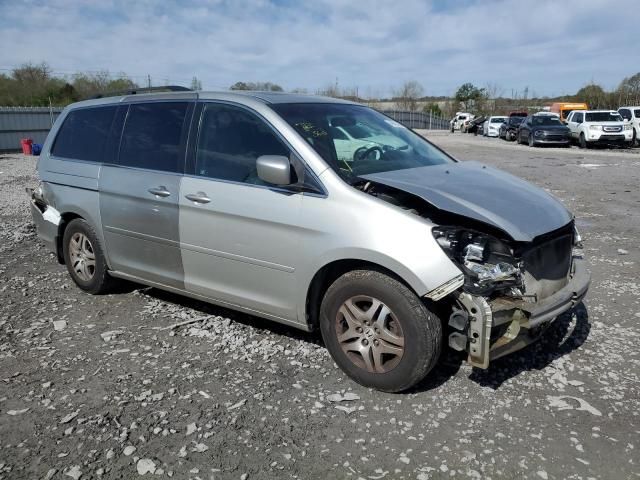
xmin=99 ymin=101 xmax=193 ymax=289
xmin=179 ymin=102 xmax=311 ymax=324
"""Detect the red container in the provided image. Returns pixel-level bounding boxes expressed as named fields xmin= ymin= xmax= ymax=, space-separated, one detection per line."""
xmin=21 ymin=138 xmax=33 ymax=155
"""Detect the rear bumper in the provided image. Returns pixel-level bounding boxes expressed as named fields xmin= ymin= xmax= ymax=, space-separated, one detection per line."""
xmin=457 ymin=258 xmax=590 ymax=368
xmin=27 ymin=187 xmax=59 ymax=255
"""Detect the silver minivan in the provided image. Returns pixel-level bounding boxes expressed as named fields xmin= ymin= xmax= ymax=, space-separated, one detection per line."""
xmin=29 ymin=90 xmax=590 ymax=392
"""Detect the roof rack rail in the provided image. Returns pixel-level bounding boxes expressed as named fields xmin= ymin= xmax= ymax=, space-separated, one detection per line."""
xmin=90 ymin=85 xmax=192 ymax=99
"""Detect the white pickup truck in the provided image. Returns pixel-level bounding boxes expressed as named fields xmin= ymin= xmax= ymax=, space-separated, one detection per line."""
xmin=566 ymin=110 xmax=633 ymax=148
xmin=617 ymin=106 xmax=640 ymax=147
xmin=450 ymin=112 xmax=473 ymax=132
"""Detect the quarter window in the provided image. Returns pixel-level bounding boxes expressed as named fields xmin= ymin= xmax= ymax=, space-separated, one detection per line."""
xmin=51 ymin=106 xmax=117 ymax=162
xmin=195 ymin=103 xmax=290 ymax=184
xmin=119 ymin=102 xmax=189 ymax=173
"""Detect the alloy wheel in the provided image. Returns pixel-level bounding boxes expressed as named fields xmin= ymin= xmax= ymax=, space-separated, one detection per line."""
xmin=69 ymin=232 xmax=96 ymax=281
xmin=335 ymin=295 xmax=405 ymax=373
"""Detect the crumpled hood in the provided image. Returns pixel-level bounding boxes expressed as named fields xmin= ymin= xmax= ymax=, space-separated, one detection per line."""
xmin=361 ymin=161 xmax=573 ymax=241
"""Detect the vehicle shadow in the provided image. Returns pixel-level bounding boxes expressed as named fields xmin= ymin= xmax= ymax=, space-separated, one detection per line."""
xmin=140 ymin=287 xmax=322 ymax=346
xmin=468 ymin=302 xmax=590 ymax=389
xmin=139 ymin=287 xmax=590 ymax=393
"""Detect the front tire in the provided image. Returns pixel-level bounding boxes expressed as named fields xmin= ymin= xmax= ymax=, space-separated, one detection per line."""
xmin=579 ymin=133 xmax=588 ymax=149
xmin=528 ymin=134 xmax=535 ymax=147
xmin=63 ymin=218 xmax=115 ymax=294
xmin=320 ymin=270 xmax=442 ymax=393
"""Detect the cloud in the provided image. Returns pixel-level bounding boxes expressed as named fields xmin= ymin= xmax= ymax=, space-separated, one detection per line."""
xmin=0 ymin=0 xmax=636 ymax=97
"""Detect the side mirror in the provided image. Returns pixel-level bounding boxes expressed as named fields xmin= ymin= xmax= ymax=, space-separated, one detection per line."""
xmin=256 ymin=155 xmax=292 ymax=186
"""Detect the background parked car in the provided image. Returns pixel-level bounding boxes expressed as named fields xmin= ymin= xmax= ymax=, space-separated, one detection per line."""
xmin=566 ymin=110 xmax=633 ymax=148
xmin=450 ymin=112 xmax=472 ymax=132
xmin=499 ymin=115 xmax=525 ymax=141
xmin=466 ymin=116 xmax=486 ymax=135
xmin=516 ymin=114 xmax=571 ymax=147
xmin=482 ymin=116 xmax=507 ymax=137
xmin=617 ymin=106 xmax=640 ymax=146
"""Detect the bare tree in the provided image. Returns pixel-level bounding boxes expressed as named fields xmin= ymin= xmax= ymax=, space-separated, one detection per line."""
xmin=393 ymin=81 xmax=424 ymax=111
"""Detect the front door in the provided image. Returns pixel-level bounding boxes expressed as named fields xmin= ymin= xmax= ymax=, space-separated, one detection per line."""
xmin=100 ymin=101 xmax=192 ymax=288
xmin=179 ymin=102 xmax=307 ymax=323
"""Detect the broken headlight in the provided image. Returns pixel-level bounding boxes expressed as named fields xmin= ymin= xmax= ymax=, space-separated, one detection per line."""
xmin=432 ymin=227 xmax=523 ymax=294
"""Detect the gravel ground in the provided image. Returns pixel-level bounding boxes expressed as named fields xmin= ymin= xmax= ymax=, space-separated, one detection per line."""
xmin=0 ymin=134 xmax=639 ymax=480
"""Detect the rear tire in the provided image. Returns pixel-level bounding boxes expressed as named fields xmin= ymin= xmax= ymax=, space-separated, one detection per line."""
xmin=320 ymin=270 xmax=442 ymax=393
xmin=63 ymin=218 xmax=116 ymax=294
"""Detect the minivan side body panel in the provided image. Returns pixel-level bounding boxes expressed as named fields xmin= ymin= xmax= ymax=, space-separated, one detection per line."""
xmin=36 ymin=106 xmax=107 ymax=260
xmin=34 ymin=92 xmax=463 ymax=330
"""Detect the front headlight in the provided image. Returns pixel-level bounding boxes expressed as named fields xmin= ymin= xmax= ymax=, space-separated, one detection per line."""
xmin=432 ymin=227 xmax=522 ymax=294
xmin=573 ymin=224 xmax=583 ymax=248
xmin=624 ymin=124 xmax=632 ymax=130
xmin=589 ymin=125 xmax=603 ymax=131
xmin=534 ymin=130 xmax=544 ymax=137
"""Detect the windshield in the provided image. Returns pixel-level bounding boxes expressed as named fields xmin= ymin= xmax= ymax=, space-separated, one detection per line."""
xmin=272 ymin=103 xmax=453 ymax=182
xmin=491 ymin=117 xmax=506 ymax=123
xmin=341 ymin=123 xmax=378 ymax=139
xmin=532 ymin=116 xmax=563 ymax=126
xmin=508 ymin=116 xmax=524 ymax=125
xmin=585 ymin=112 xmax=622 ymax=122
xmin=635 ymin=109 xmax=640 ymax=118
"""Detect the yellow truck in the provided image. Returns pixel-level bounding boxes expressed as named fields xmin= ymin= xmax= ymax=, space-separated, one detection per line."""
xmin=550 ymin=102 xmax=588 ymax=122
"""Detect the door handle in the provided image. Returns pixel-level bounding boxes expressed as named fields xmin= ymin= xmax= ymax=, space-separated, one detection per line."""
xmin=148 ymin=186 xmax=171 ymax=198
xmin=185 ymin=192 xmax=211 ymax=204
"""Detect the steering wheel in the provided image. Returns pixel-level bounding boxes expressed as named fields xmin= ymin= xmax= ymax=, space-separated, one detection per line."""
xmin=353 ymin=145 xmax=384 ymax=162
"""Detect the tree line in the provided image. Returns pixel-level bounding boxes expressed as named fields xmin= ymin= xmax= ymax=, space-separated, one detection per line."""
xmin=0 ymin=63 xmax=137 ymax=107
xmin=2 ymin=63 xmax=639 ymax=118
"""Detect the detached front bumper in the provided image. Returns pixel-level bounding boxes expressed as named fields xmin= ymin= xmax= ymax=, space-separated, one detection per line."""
xmin=455 ymin=257 xmax=590 ymax=368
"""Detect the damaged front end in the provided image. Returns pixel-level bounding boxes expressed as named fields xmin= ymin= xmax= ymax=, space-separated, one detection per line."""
xmin=356 ymin=163 xmax=591 ymax=369
xmin=431 ymin=223 xmax=590 ymax=368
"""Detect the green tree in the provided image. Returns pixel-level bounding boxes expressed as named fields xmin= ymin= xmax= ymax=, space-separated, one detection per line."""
xmin=454 ymin=83 xmax=486 ymax=111
xmin=230 ymin=81 xmax=283 ymax=91
xmin=574 ymin=83 xmax=609 ymax=109
xmin=423 ymin=102 xmax=442 ymax=116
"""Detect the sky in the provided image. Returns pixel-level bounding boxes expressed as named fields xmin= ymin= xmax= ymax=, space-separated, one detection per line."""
xmin=0 ymin=0 xmax=637 ymax=98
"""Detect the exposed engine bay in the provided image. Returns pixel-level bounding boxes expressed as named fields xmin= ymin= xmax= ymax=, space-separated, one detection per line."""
xmin=357 ymin=180 xmax=590 ymax=368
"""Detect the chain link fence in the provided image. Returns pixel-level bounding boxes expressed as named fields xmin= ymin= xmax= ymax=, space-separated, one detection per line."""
xmin=380 ymin=110 xmax=450 ymax=130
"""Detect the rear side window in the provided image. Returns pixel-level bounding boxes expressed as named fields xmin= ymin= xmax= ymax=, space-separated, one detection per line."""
xmin=119 ymin=102 xmax=189 ymax=173
xmin=51 ymin=106 xmax=117 ymax=162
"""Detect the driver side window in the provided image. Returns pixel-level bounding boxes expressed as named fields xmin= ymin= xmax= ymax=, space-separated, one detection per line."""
xmin=195 ymin=103 xmax=290 ymax=184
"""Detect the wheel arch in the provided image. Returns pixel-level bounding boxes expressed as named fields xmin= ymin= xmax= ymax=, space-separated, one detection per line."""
xmin=55 ymin=212 xmax=84 ymax=264
xmin=304 ymin=259 xmax=419 ymax=331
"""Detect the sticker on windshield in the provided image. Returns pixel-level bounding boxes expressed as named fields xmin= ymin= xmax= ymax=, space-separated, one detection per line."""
xmin=384 ymin=119 xmax=403 ymax=128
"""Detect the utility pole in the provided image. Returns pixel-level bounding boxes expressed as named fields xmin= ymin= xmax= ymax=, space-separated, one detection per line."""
xmin=147 ymin=75 xmax=151 ymax=89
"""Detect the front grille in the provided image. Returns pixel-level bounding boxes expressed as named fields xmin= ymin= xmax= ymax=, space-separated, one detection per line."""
xmin=603 ymin=126 xmax=622 ymax=132
xmin=545 ymin=134 xmax=567 ymax=141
